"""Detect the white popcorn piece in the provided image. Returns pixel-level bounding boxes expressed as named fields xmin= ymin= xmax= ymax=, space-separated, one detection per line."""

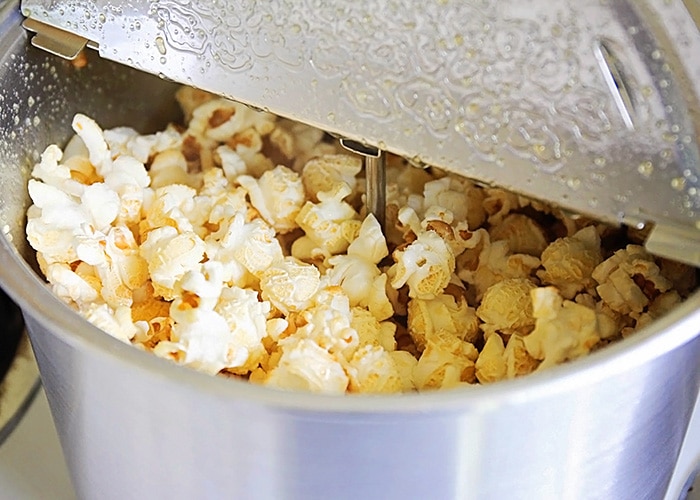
xmin=45 ymin=262 xmax=100 ymax=307
xmin=413 ymin=330 xmax=478 ymax=390
xmin=264 ymin=337 xmax=349 ymax=394
xmin=260 ymin=257 xmax=321 ymax=315
xmin=216 ymin=214 xmax=284 ymax=277
xmin=592 ymin=245 xmax=672 ymax=316
xmin=326 ymin=214 xmax=393 ymax=320
xmin=457 ymin=232 xmax=540 ymax=301
xmin=238 ymin=165 xmax=306 ymax=233
xmin=216 ymin=144 xmax=248 ymax=182
xmin=82 ymin=302 xmax=147 ymax=344
xmin=72 ymin=113 xmax=112 ymax=176
xmin=422 ymin=176 xmax=486 ymax=229
xmin=289 ymin=289 xmax=359 ymax=360
xmin=187 ymin=98 xmax=276 ymax=142
xmin=351 ymin=307 xmax=397 ymax=352
xmin=140 ymin=226 xmax=206 ymax=300
xmin=301 ymin=154 xmax=362 ymax=202
xmin=31 ymin=144 xmax=71 ymax=188
xmin=346 ymin=344 xmax=403 ymax=393
xmin=389 ymin=350 xmax=418 ymax=391
xmin=390 ymin=230 xmax=455 ymax=300
xmin=475 ymin=333 xmax=507 ymax=384
xmin=476 ymin=278 xmax=537 ymax=337
xmin=489 ymin=213 xmax=548 ymax=257
xmin=407 ymin=292 xmax=480 ymax=348
xmin=523 ymin=287 xmax=601 ymax=369
xmin=104 ymin=125 xmax=183 ymax=164
xmin=538 ymin=226 xmax=602 ymax=299
xmin=295 ymin=183 xmax=360 ymax=256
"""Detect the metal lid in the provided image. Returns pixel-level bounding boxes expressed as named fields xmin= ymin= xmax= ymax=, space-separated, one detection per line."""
xmin=19 ymin=0 xmax=700 ymax=265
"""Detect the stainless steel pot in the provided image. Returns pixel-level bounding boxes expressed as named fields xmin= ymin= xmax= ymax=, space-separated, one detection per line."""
xmin=1 ymin=1 xmax=700 ymax=499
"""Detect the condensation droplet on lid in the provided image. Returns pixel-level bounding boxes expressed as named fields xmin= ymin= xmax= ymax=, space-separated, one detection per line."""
xmin=155 ymin=36 xmax=167 ymax=55
xmin=651 ymin=49 xmax=661 ymax=60
xmin=566 ymin=177 xmax=581 ymax=190
xmin=594 ymin=157 xmax=606 ymax=167
xmin=160 ymin=57 xmax=167 ymax=64
xmin=671 ymin=177 xmax=686 ymax=191
xmin=33 ymin=116 xmax=40 ymax=127
xmin=637 ymin=161 xmax=654 ymax=177
xmin=27 ymin=96 xmax=35 ymax=107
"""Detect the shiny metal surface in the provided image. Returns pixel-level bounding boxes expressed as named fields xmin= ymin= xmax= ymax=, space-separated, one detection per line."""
xmin=0 ymin=2 xmax=698 ymax=499
xmin=19 ymin=0 xmax=700 ymax=266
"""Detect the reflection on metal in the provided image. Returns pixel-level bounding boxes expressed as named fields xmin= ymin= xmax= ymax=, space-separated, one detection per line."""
xmin=594 ymin=38 xmax=636 ymax=130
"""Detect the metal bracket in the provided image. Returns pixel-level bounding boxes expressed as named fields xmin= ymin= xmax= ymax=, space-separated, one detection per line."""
xmin=340 ymin=138 xmax=386 ymax=232
xmin=22 ymin=18 xmax=89 ymax=60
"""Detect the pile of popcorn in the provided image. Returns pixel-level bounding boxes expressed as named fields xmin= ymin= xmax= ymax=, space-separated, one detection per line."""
xmin=25 ymin=87 xmax=698 ymax=393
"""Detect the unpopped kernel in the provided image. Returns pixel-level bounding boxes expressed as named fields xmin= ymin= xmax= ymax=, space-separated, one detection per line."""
xmin=25 ymin=88 xmax=698 ymax=393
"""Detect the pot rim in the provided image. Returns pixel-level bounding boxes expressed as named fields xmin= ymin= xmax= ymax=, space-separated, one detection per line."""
xmin=2 ymin=233 xmax=699 ymax=415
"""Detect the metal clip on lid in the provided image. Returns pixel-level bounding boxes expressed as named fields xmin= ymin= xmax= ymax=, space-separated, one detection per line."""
xmin=19 ymin=0 xmax=700 ymax=266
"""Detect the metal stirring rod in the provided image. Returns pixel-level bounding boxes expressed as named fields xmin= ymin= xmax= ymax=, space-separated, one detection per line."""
xmin=339 ymin=138 xmax=386 ymax=233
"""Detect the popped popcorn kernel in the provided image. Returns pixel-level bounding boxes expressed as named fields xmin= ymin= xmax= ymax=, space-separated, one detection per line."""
xmin=538 ymin=226 xmax=602 ymax=299
xmin=523 ymin=287 xmax=601 ymax=369
xmin=477 ymin=278 xmax=537 ymax=337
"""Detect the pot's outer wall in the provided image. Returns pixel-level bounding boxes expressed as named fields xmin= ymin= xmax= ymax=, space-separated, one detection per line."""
xmin=0 ymin=2 xmax=699 ymax=499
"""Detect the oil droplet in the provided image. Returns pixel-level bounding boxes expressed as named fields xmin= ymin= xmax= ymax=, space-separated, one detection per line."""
xmin=637 ymin=161 xmax=654 ymax=177
xmin=566 ymin=177 xmax=581 ymax=190
xmin=155 ymin=36 xmax=167 ymax=55
xmin=671 ymin=177 xmax=686 ymax=191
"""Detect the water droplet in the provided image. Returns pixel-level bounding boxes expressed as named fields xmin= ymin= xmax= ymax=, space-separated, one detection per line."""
xmin=637 ymin=161 xmax=654 ymax=177
xmin=155 ymin=36 xmax=167 ymax=55
xmin=594 ymin=157 xmax=606 ymax=167
xmin=671 ymin=177 xmax=686 ymax=191
xmin=327 ymin=112 xmax=335 ymax=122
xmin=159 ymin=56 xmax=166 ymax=64
xmin=651 ymin=49 xmax=661 ymax=60
xmin=566 ymin=177 xmax=581 ymax=190
xmin=98 ymin=13 xmax=106 ymax=23
xmin=27 ymin=96 xmax=35 ymax=107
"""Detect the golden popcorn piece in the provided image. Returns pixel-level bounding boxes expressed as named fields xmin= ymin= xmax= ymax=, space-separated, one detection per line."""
xmin=489 ymin=213 xmax=548 ymax=257
xmin=477 ymin=278 xmax=537 ymax=337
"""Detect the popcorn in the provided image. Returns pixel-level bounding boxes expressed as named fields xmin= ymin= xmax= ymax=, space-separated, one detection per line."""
xmin=264 ymin=337 xmax=349 ymax=394
xmin=390 ymin=230 xmax=455 ymax=300
xmin=260 ymin=257 xmax=321 ymax=315
xmin=140 ymin=226 xmax=206 ymax=300
xmin=326 ymin=214 xmax=393 ymax=320
xmin=26 ymin=87 xmax=696 ymax=395
xmin=489 ymin=213 xmax=548 ymax=257
xmin=407 ymin=292 xmax=480 ymax=348
xmin=592 ymin=245 xmax=672 ymax=316
xmin=301 ymin=154 xmax=362 ymax=202
xmin=475 ymin=333 xmax=506 ymax=384
xmin=237 ymin=165 xmax=306 ymax=234
xmin=476 ymin=278 xmax=537 ymax=337
xmin=293 ymin=183 xmax=360 ymax=258
xmin=538 ymin=226 xmax=602 ymax=299
xmin=523 ymin=287 xmax=601 ymax=369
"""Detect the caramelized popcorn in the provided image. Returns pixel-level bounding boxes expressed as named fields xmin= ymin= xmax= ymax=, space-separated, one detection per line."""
xmin=25 ymin=87 xmax=698 ymax=394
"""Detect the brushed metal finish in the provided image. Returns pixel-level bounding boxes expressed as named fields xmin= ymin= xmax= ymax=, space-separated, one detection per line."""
xmin=19 ymin=0 xmax=700 ymax=265
xmin=0 ymin=2 xmax=698 ymax=499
